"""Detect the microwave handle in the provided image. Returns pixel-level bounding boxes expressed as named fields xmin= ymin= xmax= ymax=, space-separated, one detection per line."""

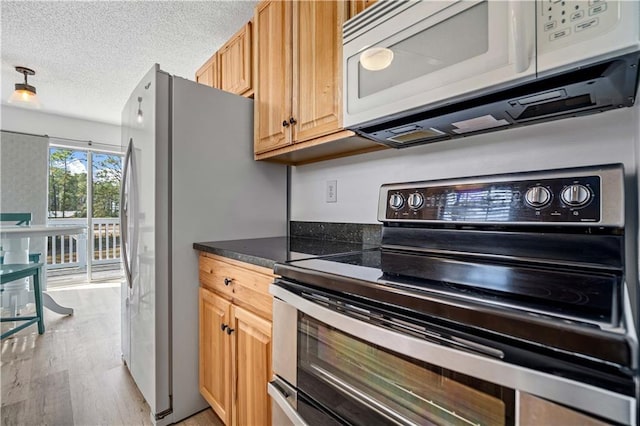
xmin=510 ymin=0 xmax=533 ymax=73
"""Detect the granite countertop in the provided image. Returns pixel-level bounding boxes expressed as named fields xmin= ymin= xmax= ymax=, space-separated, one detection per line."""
xmin=193 ymin=236 xmax=377 ymax=270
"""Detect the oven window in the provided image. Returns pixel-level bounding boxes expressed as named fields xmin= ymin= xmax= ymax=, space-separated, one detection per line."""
xmin=298 ymin=313 xmax=514 ymax=426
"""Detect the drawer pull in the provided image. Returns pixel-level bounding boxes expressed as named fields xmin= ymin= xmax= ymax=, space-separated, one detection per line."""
xmin=226 ymin=327 xmax=235 ymax=335
xmin=224 ymin=277 xmax=233 ymax=286
xmin=221 ymin=323 xmax=228 ymax=331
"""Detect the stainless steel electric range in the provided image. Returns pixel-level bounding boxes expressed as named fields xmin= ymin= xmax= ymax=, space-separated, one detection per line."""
xmin=269 ymin=164 xmax=638 ymax=426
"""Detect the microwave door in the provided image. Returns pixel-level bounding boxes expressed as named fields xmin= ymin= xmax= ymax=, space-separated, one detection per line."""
xmin=343 ymin=0 xmax=536 ymax=129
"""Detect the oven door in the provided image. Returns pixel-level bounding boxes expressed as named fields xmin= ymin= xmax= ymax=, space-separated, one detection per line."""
xmin=270 ymin=284 xmax=516 ymax=426
xmin=270 ymin=281 xmax=637 ymax=426
xmin=343 ymin=0 xmax=536 ymax=129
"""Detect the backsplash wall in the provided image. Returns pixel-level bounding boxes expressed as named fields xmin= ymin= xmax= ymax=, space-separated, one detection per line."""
xmin=291 ymin=105 xmax=639 ymax=224
xmin=290 ymin=104 xmax=640 ymax=320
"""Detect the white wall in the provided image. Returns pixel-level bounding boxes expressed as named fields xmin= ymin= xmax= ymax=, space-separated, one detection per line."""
xmin=1 ymin=105 xmax=120 ymax=148
xmin=291 ymin=105 xmax=639 ymax=224
xmin=0 ymin=131 xmax=49 ymax=305
xmin=0 ymin=131 xmax=48 ymax=228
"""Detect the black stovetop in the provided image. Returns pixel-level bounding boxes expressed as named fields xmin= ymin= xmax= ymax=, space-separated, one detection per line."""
xmin=279 ymin=247 xmax=618 ymax=327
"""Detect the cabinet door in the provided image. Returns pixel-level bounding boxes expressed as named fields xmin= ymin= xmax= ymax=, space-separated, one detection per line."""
xmin=231 ymin=305 xmax=272 ymax=426
xmin=254 ymin=0 xmax=292 ymax=154
xmin=199 ymin=288 xmax=232 ymax=425
xmin=219 ymin=22 xmax=253 ymax=96
xmin=348 ymin=0 xmax=377 ymax=19
xmin=196 ymin=54 xmax=219 ymax=88
xmin=292 ymin=0 xmax=347 ymax=143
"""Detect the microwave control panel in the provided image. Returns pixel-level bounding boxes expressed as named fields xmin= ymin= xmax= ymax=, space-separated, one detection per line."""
xmin=538 ymin=0 xmax=620 ymax=53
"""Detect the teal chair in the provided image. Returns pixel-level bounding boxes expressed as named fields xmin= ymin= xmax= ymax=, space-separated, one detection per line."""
xmin=0 ymin=213 xmax=45 ymax=338
xmin=0 ymin=213 xmax=41 ymax=263
xmin=1 ymin=212 xmax=32 ymax=225
xmin=0 ymin=263 xmax=45 ymax=338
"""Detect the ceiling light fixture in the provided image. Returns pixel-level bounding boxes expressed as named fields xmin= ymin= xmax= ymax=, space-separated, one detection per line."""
xmin=137 ymin=97 xmax=144 ymax=123
xmin=8 ymin=66 xmax=41 ymax=108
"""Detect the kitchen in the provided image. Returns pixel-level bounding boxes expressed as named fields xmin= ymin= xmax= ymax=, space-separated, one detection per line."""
xmin=1 ymin=1 xmax=639 ymax=425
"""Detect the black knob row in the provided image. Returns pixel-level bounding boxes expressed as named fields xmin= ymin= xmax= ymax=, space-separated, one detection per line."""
xmin=389 ymin=193 xmax=424 ymax=211
xmin=524 ymin=184 xmax=592 ymax=209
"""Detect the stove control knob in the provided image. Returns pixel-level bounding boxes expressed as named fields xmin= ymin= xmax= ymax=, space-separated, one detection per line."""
xmin=407 ymin=193 xmax=424 ymax=210
xmin=561 ymin=184 xmax=591 ymax=207
xmin=389 ymin=193 xmax=405 ymax=210
xmin=525 ymin=186 xmax=551 ymax=208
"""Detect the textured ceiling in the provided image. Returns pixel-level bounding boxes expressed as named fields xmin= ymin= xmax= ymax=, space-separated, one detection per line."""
xmin=1 ymin=0 xmax=258 ymax=125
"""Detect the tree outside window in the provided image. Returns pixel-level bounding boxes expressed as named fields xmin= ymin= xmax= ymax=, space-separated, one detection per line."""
xmin=92 ymin=153 xmax=122 ymax=218
xmin=48 ymin=148 xmax=122 ymax=219
xmin=48 ymin=148 xmax=87 ymax=218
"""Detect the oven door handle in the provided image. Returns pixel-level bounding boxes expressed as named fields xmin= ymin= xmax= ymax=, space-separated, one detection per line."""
xmin=268 ymin=378 xmax=308 ymax=426
xmin=311 ymin=364 xmax=421 ymax=426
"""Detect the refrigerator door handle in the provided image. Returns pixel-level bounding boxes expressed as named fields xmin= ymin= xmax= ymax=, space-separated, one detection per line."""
xmin=130 ymin=143 xmax=139 ymax=289
xmin=121 ymin=138 xmax=133 ymax=288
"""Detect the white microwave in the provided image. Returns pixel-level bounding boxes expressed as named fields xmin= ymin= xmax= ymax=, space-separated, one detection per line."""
xmin=343 ymin=0 xmax=640 ymax=146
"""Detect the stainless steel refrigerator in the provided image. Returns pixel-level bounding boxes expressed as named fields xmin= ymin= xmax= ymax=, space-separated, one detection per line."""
xmin=120 ymin=64 xmax=286 ymax=425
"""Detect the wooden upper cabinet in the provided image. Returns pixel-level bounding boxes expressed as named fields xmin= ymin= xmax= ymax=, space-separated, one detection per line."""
xmin=253 ymin=0 xmax=385 ymax=165
xmin=196 ymin=53 xmax=219 ymax=88
xmin=219 ymin=22 xmax=253 ymax=97
xmin=292 ymin=0 xmax=347 ymax=143
xmin=254 ymin=0 xmax=292 ymax=154
xmin=349 ymin=0 xmax=378 ymax=19
xmin=195 ymin=21 xmax=253 ymax=97
xmin=199 ymin=288 xmax=231 ymax=425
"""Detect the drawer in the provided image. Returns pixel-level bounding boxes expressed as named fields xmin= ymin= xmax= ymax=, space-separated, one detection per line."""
xmin=199 ymin=253 xmax=275 ymax=319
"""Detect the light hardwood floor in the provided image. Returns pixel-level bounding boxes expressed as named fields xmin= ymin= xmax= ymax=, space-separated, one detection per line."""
xmin=1 ymin=283 xmax=222 ymax=426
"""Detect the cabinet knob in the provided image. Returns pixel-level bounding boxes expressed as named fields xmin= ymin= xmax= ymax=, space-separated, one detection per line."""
xmin=221 ymin=324 xmax=228 ymax=331
xmin=289 ymin=117 xmax=297 ymax=125
xmin=282 ymin=120 xmax=290 ymax=128
xmin=226 ymin=327 xmax=235 ymax=335
xmin=224 ymin=277 xmax=233 ymax=286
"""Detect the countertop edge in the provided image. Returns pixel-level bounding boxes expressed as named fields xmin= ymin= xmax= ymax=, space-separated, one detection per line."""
xmin=193 ymin=242 xmax=277 ymax=270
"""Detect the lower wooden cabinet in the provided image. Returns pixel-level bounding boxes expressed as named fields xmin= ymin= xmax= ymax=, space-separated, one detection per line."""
xmin=198 ymin=254 xmax=274 ymax=426
xmin=199 ymin=288 xmax=232 ymax=424
xmin=232 ymin=305 xmax=272 ymax=426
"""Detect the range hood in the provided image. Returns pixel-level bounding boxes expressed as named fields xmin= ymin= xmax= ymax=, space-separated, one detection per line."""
xmin=353 ymin=52 xmax=640 ymax=149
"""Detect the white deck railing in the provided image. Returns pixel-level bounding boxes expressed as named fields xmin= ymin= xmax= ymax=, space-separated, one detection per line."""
xmin=47 ymin=218 xmax=120 ymax=270
xmin=92 ymin=218 xmax=121 ymax=265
